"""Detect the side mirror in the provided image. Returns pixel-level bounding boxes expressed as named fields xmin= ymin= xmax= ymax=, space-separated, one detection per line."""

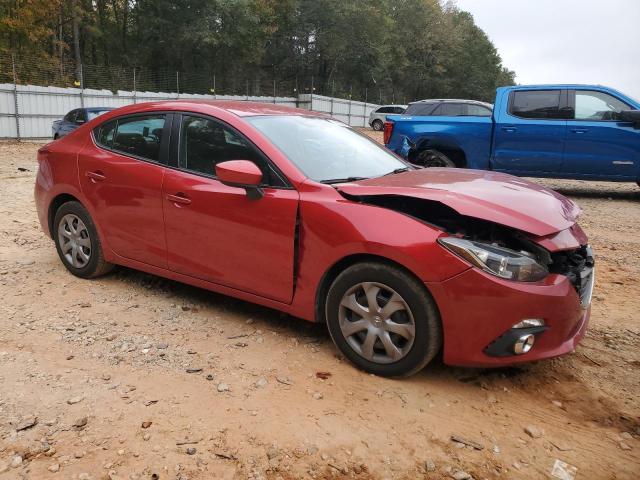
xmin=75 ymin=118 xmax=85 ymax=125
xmin=619 ymin=110 xmax=640 ymax=129
xmin=215 ymin=160 xmax=264 ymax=200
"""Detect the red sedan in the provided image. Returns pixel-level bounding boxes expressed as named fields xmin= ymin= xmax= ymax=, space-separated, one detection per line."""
xmin=34 ymin=101 xmax=594 ymax=377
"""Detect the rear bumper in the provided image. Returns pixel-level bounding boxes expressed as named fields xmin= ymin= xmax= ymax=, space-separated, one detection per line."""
xmin=427 ymin=267 xmax=590 ymax=368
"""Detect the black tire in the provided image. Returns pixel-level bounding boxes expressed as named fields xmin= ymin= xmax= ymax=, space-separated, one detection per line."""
xmin=53 ymin=134 xmax=59 ymax=140
xmin=416 ymin=149 xmax=456 ymax=168
xmin=371 ymin=119 xmax=384 ymax=131
xmin=325 ymin=262 xmax=442 ymax=378
xmin=53 ymin=201 xmax=113 ymax=279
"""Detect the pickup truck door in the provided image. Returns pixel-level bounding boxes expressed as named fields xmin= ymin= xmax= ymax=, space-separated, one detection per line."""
xmin=492 ymin=89 xmax=567 ymax=174
xmin=563 ymin=89 xmax=640 ymax=178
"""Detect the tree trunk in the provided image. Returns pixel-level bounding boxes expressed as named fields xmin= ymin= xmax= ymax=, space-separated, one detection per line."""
xmin=71 ymin=0 xmax=82 ymax=83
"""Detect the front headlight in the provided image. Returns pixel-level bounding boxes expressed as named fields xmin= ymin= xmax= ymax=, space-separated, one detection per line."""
xmin=438 ymin=237 xmax=548 ymax=282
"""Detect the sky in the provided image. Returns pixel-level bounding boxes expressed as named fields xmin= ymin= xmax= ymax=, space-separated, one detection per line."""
xmin=454 ymin=0 xmax=640 ymax=100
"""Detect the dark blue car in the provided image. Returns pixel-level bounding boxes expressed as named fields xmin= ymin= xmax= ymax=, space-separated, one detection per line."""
xmin=52 ymin=107 xmax=113 ymax=139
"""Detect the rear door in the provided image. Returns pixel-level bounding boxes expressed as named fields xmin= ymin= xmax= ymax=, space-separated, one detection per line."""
xmin=78 ymin=113 xmax=171 ymax=268
xmin=563 ymin=89 xmax=639 ymax=178
xmin=162 ymin=113 xmax=299 ymax=303
xmin=492 ymin=89 xmax=567 ymax=174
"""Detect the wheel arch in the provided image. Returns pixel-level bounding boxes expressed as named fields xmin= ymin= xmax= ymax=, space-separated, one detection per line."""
xmin=48 ymin=193 xmax=82 ymax=239
xmin=409 ymin=138 xmax=468 ymax=168
xmin=314 ymin=253 xmax=438 ymax=324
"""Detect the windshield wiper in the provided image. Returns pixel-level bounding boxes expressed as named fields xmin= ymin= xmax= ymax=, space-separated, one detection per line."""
xmin=320 ymin=176 xmax=369 ymax=184
xmin=383 ymin=167 xmax=410 ymax=176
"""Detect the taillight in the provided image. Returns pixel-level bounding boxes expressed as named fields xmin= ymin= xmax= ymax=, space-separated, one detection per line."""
xmin=37 ymin=146 xmax=51 ymax=163
xmin=383 ymin=121 xmax=394 ymax=144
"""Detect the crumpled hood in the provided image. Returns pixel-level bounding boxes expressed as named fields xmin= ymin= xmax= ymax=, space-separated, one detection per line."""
xmin=336 ymin=168 xmax=581 ymax=237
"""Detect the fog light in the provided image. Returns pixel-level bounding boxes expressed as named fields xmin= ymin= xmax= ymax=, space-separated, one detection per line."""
xmin=513 ymin=334 xmax=535 ymax=354
xmin=512 ymin=319 xmax=545 ymax=329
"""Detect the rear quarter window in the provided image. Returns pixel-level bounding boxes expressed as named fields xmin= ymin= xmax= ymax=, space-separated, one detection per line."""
xmin=94 ymin=120 xmax=117 ymax=148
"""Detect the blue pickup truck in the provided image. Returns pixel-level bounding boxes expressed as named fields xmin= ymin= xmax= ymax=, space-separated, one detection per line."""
xmin=384 ymin=85 xmax=640 ymax=184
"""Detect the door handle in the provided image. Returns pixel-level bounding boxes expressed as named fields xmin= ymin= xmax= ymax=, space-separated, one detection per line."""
xmin=86 ymin=170 xmax=106 ymax=182
xmin=570 ymin=128 xmax=588 ymax=134
xmin=501 ymin=126 xmax=517 ymax=133
xmin=166 ymin=193 xmax=192 ymax=206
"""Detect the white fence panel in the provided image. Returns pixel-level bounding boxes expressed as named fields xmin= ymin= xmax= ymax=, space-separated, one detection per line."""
xmin=0 ymin=85 xmax=374 ymax=139
xmin=297 ymin=94 xmax=379 ymax=127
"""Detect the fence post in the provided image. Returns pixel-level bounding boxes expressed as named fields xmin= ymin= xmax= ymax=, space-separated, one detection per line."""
xmin=79 ymin=62 xmax=84 ymax=108
xmin=330 ymin=80 xmax=334 ymax=118
xmin=176 ymin=71 xmax=180 ymax=98
xmin=11 ymin=54 xmax=21 ymax=141
xmin=348 ymin=86 xmax=352 ymax=126
xmin=273 ymin=79 xmax=276 ymax=104
xmin=310 ymin=76 xmax=314 ymax=111
xmin=363 ymin=88 xmax=368 ymax=127
xmin=246 ymin=79 xmax=249 ymax=101
xmin=213 ymin=74 xmax=216 ymax=100
xmin=133 ymin=67 xmax=137 ymax=104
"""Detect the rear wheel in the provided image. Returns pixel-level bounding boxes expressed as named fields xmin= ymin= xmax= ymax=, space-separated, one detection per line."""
xmin=416 ymin=149 xmax=455 ymax=168
xmin=53 ymin=201 xmax=113 ymax=278
xmin=325 ymin=262 xmax=442 ymax=377
xmin=371 ymin=119 xmax=384 ymax=131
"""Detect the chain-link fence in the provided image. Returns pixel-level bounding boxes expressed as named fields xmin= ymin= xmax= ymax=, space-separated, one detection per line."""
xmin=1 ymin=53 xmax=393 ymax=140
xmin=1 ymin=52 xmax=406 ymax=104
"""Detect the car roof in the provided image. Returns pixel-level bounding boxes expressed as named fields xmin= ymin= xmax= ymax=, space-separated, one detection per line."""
xmin=94 ymin=100 xmax=325 ymax=118
xmin=84 ymin=107 xmax=115 ymax=111
xmin=409 ymin=99 xmax=492 ymax=106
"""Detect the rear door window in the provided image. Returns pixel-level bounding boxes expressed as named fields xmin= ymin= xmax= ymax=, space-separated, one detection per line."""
xmin=466 ymin=104 xmax=492 ymax=116
xmin=404 ymin=103 xmax=437 ymax=116
xmin=64 ymin=110 xmax=78 ymax=123
xmin=510 ymin=90 xmax=562 ymax=119
xmin=112 ymin=115 xmax=166 ymax=162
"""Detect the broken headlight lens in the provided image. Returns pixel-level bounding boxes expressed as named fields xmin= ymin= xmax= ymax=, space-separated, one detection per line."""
xmin=438 ymin=237 xmax=548 ymax=282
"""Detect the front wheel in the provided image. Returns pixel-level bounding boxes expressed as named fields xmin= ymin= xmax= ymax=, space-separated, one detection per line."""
xmin=53 ymin=201 xmax=113 ymax=278
xmin=325 ymin=262 xmax=442 ymax=377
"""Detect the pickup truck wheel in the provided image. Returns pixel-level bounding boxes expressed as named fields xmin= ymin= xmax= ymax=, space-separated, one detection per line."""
xmin=371 ymin=120 xmax=384 ymax=131
xmin=417 ymin=149 xmax=456 ymax=168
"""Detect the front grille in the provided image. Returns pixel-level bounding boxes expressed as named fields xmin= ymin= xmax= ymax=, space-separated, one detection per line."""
xmin=549 ymin=245 xmax=595 ymax=307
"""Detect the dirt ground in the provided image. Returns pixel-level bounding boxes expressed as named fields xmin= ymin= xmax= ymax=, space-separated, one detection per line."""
xmin=0 ymin=139 xmax=638 ymax=480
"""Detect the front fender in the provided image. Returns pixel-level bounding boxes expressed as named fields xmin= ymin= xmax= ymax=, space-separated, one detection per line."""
xmin=287 ymin=187 xmax=470 ymax=321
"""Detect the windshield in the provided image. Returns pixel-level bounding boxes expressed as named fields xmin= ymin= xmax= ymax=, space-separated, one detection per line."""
xmin=246 ymin=115 xmax=408 ymax=183
xmin=87 ymin=110 xmax=111 ymax=120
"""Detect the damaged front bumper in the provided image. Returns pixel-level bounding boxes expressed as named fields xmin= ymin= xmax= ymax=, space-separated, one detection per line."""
xmin=427 ymin=265 xmax=591 ymax=367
